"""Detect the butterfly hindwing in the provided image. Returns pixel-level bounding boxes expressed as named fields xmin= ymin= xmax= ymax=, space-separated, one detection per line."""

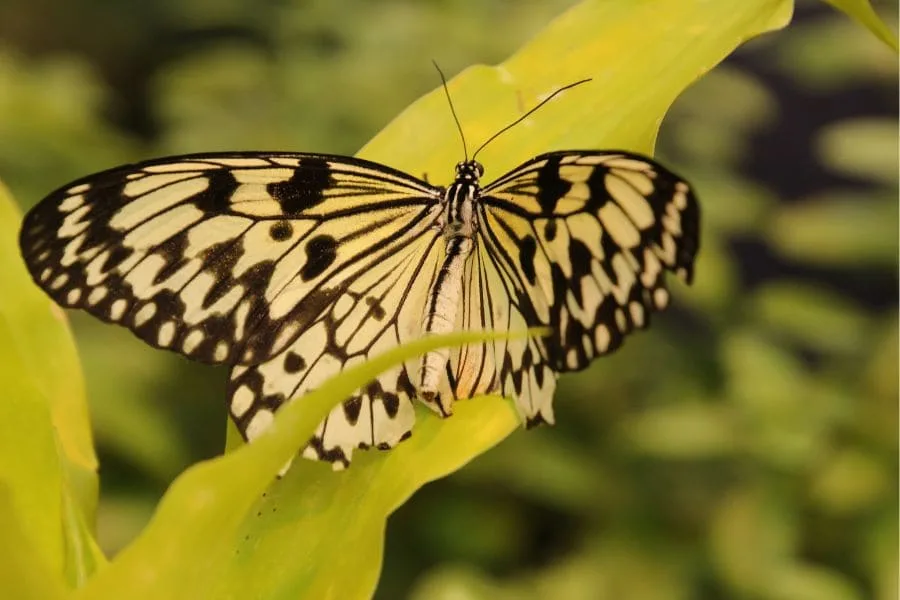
xmin=401 ymin=229 xmax=558 ymax=433
xmin=226 ymin=214 xmax=445 ymax=466
xmin=479 ymin=150 xmax=700 ymax=373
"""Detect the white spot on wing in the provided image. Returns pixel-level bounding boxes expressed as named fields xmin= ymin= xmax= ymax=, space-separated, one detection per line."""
xmin=594 ymin=325 xmax=611 ymax=352
xmin=629 ymin=301 xmax=645 ymax=327
xmin=214 ymin=341 xmax=229 ymax=362
xmin=87 ymin=286 xmax=108 ymax=305
xmin=133 ymin=303 xmax=157 ymax=326
xmin=50 ymin=273 xmax=69 ymax=290
xmin=270 ymin=157 xmax=301 ymax=167
xmin=111 ymin=178 xmax=208 ymax=231
xmin=653 ymin=287 xmax=669 ymax=309
xmin=246 ymin=409 xmax=275 ymax=440
xmin=58 ymin=205 xmax=91 ymax=238
xmin=143 ymin=162 xmax=212 ymax=173
xmin=58 ymin=194 xmax=85 ymax=213
xmin=60 ymin=233 xmax=87 ymax=267
xmin=66 ymin=183 xmax=91 ymax=195
xmin=673 ymin=182 xmax=689 ymax=209
xmin=230 ymin=385 xmax=254 ymax=418
xmin=211 ymin=158 xmax=272 ymax=167
xmin=158 ymin=321 xmax=176 ymax=347
xmin=183 ymin=329 xmax=205 ymax=353
xmin=110 ymin=298 xmax=129 ymax=320
xmin=121 ymin=204 xmax=205 ymax=248
xmin=123 ymin=172 xmax=197 ymax=197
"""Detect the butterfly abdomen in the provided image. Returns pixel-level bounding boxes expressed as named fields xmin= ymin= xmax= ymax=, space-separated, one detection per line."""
xmin=418 ymin=164 xmax=483 ymax=414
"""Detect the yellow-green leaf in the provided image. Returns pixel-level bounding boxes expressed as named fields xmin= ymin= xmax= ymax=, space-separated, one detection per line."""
xmin=0 ymin=180 xmax=104 ymax=588
xmin=0 ymin=484 xmax=70 ymax=600
xmin=767 ymin=192 xmax=899 ymax=267
xmin=822 ymin=0 xmax=899 ymax=51
xmin=78 ymin=332 xmax=521 ymax=600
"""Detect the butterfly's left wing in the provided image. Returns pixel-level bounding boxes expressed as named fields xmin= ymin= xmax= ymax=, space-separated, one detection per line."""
xmin=19 ymin=152 xmax=444 ymax=366
xmin=474 ymin=150 xmax=700 ymax=424
xmin=19 ymin=152 xmax=446 ymax=467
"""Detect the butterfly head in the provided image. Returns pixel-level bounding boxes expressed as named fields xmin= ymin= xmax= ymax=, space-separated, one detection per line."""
xmin=455 ymin=160 xmax=484 ymax=183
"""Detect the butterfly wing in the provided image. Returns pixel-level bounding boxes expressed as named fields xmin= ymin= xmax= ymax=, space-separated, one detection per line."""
xmin=448 ymin=235 xmax=559 ymax=425
xmin=228 ymin=215 xmax=446 ymax=468
xmin=20 ymin=152 xmax=447 ymax=465
xmin=476 ymin=150 xmax=700 ymax=422
xmin=20 ymin=152 xmax=443 ymax=365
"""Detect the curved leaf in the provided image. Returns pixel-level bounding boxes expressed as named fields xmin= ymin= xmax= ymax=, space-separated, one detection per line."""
xmin=0 ymin=180 xmax=103 ymax=589
xmin=78 ymin=332 xmax=522 ymax=600
xmin=822 ymin=0 xmax=899 ymax=51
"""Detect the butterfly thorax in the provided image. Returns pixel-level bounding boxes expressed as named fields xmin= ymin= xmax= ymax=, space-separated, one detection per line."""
xmin=419 ymin=160 xmax=485 ymax=413
xmin=439 ymin=160 xmax=483 ymax=240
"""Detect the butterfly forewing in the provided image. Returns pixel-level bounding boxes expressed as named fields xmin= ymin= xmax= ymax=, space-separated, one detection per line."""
xmin=19 ymin=152 xmax=442 ymax=367
xmin=479 ymin=150 xmax=700 ymax=374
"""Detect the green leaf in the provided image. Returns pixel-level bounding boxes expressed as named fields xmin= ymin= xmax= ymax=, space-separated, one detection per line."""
xmin=822 ymin=0 xmax=899 ymax=51
xmin=768 ymin=13 xmax=898 ymax=90
xmin=0 ymin=180 xmax=104 ymax=589
xmin=710 ymin=485 xmax=798 ymax=594
xmin=722 ymin=330 xmax=850 ymax=470
xmin=0 ymin=484 xmax=70 ymax=600
xmin=750 ymin=282 xmax=873 ymax=355
xmin=765 ymin=563 xmax=864 ymax=600
xmin=619 ymin=403 xmax=737 ymax=459
xmin=817 ymin=117 xmax=899 ymax=186
xmin=78 ymin=332 xmax=521 ymax=600
xmin=808 ymin=448 xmax=891 ymax=515
xmin=767 ymin=191 xmax=899 ymax=267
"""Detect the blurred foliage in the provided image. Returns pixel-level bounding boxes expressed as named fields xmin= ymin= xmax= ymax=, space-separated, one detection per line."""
xmin=0 ymin=0 xmax=897 ymax=598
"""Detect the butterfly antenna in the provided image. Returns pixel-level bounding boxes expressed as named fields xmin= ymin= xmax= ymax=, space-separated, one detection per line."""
xmin=472 ymin=78 xmax=591 ymax=161
xmin=433 ymin=60 xmax=468 ymax=161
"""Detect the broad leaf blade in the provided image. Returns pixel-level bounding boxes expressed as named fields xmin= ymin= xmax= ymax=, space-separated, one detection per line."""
xmin=78 ymin=332 xmax=519 ymax=600
xmin=0 ymin=180 xmax=104 ymax=588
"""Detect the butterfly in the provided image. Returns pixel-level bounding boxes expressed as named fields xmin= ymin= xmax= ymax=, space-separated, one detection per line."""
xmin=19 ymin=80 xmax=700 ymax=469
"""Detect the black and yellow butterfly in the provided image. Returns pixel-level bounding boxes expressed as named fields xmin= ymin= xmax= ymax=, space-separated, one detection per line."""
xmin=19 ymin=83 xmax=700 ymax=469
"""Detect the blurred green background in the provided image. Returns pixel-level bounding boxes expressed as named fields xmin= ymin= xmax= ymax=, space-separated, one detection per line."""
xmin=0 ymin=0 xmax=897 ymax=598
